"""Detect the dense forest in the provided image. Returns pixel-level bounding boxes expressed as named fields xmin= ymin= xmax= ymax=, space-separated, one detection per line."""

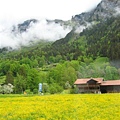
xmin=0 ymin=16 xmax=120 ymax=94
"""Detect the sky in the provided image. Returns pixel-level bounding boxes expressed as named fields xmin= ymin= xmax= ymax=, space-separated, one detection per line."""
xmin=0 ymin=0 xmax=101 ymax=21
xmin=0 ymin=0 xmax=102 ymax=49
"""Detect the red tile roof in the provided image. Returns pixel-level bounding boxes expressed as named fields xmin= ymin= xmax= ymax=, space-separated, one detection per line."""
xmin=101 ymin=80 xmax=120 ymax=86
xmin=74 ymin=78 xmax=103 ymax=85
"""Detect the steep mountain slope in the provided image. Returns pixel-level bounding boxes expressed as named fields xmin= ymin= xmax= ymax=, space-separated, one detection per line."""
xmin=47 ymin=0 xmax=120 ymax=60
xmin=3 ymin=15 xmax=120 ymax=63
xmin=41 ymin=15 xmax=120 ymax=61
xmin=71 ymin=0 xmax=120 ymax=27
xmin=82 ymin=16 xmax=120 ymax=60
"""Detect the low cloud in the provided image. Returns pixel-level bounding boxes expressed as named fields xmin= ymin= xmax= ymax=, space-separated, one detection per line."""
xmin=75 ymin=21 xmax=95 ymax=33
xmin=115 ymin=7 xmax=120 ymax=15
xmin=0 ymin=19 xmax=71 ymax=49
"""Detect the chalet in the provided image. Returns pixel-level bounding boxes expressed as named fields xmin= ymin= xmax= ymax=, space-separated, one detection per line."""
xmin=74 ymin=78 xmax=120 ymax=93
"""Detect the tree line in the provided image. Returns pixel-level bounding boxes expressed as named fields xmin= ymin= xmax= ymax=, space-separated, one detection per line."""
xmin=0 ymin=57 xmax=120 ymax=94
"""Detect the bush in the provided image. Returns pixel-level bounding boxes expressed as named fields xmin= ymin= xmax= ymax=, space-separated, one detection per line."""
xmin=25 ymin=89 xmax=33 ymax=94
xmin=42 ymin=83 xmax=49 ymax=93
xmin=49 ymin=86 xmax=57 ymax=94
xmin=49 ymin=83 xmax=63 ymax=94
xmin=33 ymin=88 xmax=38 ymax=94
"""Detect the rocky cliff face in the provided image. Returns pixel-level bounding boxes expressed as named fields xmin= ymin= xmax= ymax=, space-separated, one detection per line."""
xmin=91 ymin=0 xmax=120 ymax=21
xmin=71 ymin=0 xmax=120 ymax=30
xmin=12 ymin=19 xmax=38 ymax=33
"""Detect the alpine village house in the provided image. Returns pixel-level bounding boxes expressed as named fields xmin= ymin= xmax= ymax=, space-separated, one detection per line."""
xmin=74 ymin=78 xmax=120 ymax=93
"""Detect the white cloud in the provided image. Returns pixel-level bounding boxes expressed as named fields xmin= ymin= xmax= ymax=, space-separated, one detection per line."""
xmin=0 ymin=0 xmax=102 ymax=49
xmin=0 ymin=19 xmax=71 ymax=49
xmin=0 ymin=0 xmax=102 ymax=21
xmin=115 ymin=7 xmax=120 ymax=15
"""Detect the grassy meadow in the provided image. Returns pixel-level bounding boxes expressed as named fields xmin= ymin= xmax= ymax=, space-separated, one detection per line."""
xmin=0 ymin=94 xmax=120 ymax=120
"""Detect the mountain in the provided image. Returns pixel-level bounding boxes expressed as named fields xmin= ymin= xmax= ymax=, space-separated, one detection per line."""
xmin=0 ymin=18 xmax=71 ymax=51
xmin=39 ymin=15 xmax=120 ymax=61
xmin=71 ymin=0 xmax=120 ymax=27
xmin=13 ymin=0 xmax=120 ymax=34
xmin=5 ymin=0 xmax=119 ymax=48
xmin=44 ymin=0 xmax=120 ymax=61
xmin=52 ymin=0 xmax=120 ymax=45
xmin=0 ymin=0 xmax=120 ymax=60
xmin=12 ymin=18 xmax=71 ymax=35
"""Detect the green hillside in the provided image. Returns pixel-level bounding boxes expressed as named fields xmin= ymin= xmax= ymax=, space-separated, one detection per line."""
xmin=0 ymin=16 xmax=120 ymax=94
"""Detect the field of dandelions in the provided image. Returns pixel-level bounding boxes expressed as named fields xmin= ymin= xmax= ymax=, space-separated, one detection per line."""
xmin=0 ymin=94 xmax=120 ymax=120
